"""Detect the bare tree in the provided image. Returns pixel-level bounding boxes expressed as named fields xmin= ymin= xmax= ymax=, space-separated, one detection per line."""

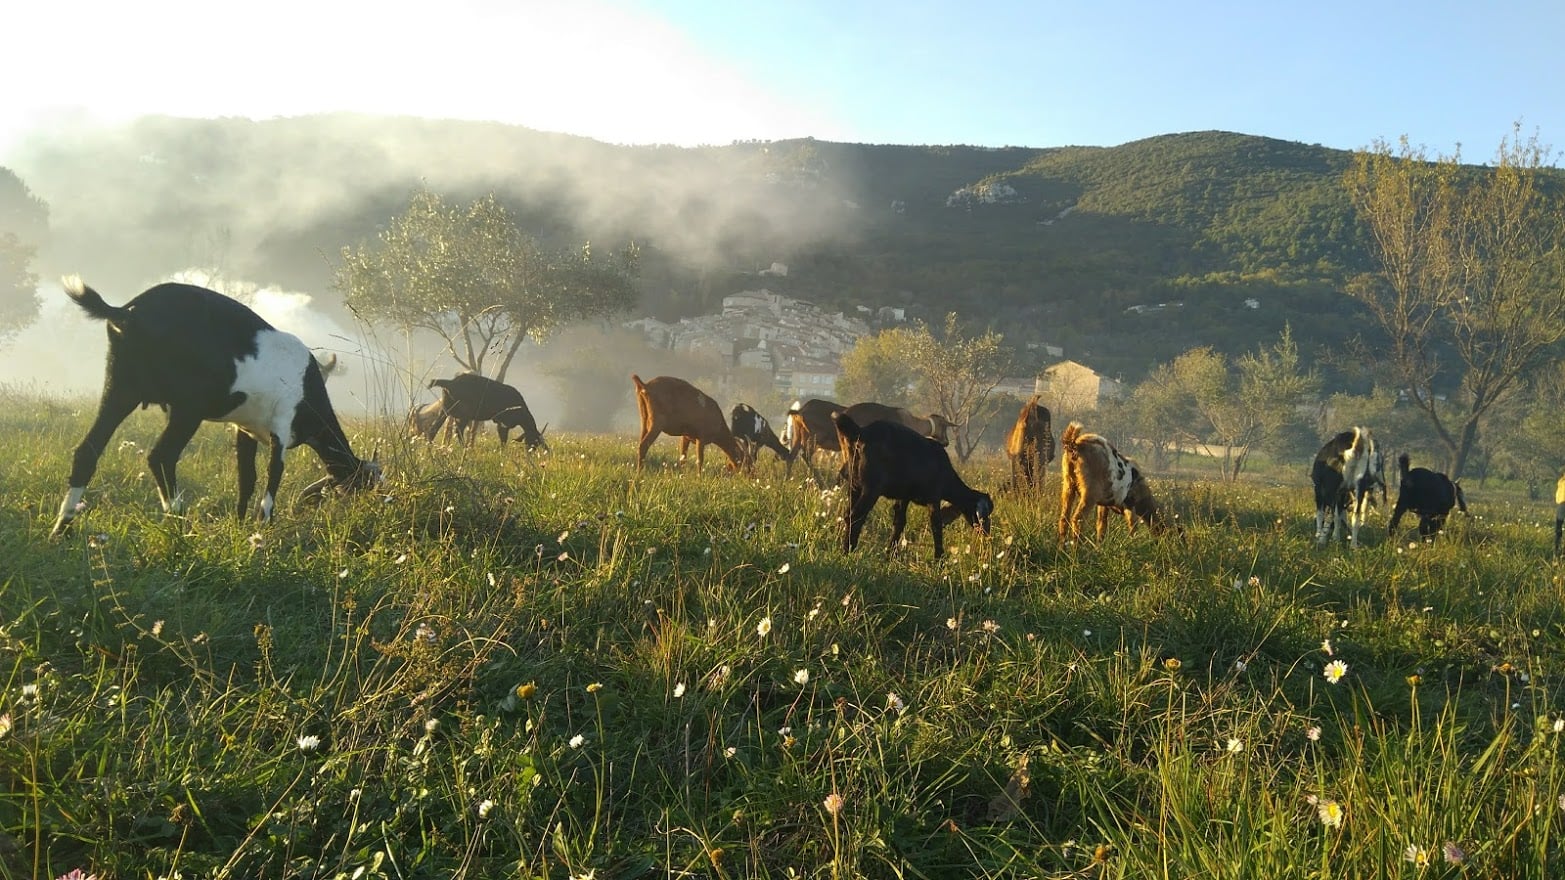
xmin=1345 ymin=125 xmax=1565 ymax=477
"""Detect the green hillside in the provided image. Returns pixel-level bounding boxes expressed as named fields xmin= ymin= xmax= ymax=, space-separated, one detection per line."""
xmin=6 ymin=119 xmax=1416 ymax=381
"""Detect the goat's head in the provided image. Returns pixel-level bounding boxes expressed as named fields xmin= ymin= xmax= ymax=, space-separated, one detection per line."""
xmin=295 ymin=452 xmax=383 ymax=510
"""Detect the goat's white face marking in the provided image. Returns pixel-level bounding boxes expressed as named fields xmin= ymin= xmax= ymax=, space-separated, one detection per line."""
xmin=222 ymin=329 xmax=312 ymax=444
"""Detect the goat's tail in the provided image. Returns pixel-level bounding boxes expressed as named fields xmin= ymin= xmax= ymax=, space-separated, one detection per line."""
xmin=1398 ymin=452 xmax=1411 ymax=477
xmin=831 ymin=412 xmax=862 ymax=445
xmin=1060 ymin=422 xmax=1084 ymax=453
xmin=61 ymin=276 xmax=129 ymax=323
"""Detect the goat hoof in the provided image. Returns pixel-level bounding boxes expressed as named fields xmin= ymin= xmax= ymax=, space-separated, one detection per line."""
xmin=49 ymin=518 xmax=73 ymax=539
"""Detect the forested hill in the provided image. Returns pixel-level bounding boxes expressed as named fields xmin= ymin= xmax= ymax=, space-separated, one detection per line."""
xmin=9 ymin=117 xmax=1398 ymax=379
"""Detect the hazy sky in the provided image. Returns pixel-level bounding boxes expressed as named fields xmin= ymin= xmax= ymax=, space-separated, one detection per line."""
xmin=3 ymin=0 xmax=1561 ymax=158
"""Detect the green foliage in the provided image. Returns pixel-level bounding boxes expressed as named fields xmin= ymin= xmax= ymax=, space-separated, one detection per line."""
xmin=335 ymin=188 xmax=638 ymax=383
xmin=1346 ymin=126 xmax=1565 ymax=478
xmin=0 ymin=167 xmax=47 ymax=343
xmin=834 ymin=326 xmax=921 ymax=406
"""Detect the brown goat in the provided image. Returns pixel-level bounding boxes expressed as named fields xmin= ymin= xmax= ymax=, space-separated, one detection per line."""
xmin=1005 ymin=395 xmax=1054 ymax=490
xmin=784 ymin=398 xmax=846 ymax=478
xmin=842 ymin=401 xmax=954 ymax=445
xmin=1058 ymin=422 xmax=1164 ymax=541
xmin=632 ymin=374 xmax=745 ymax=472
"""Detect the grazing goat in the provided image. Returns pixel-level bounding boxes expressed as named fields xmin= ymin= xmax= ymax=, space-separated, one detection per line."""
xmin=1388 ymin=453 xmax=1467 ymax=540
xmin=1555 ymin=474 xmax=1565 ymax=555
xmin=1058 ymin=422 xmax=1164 ymax=541
xmin=784 ymin=398 xmax=847 ymax=478
xmin=407 ymin=398 xmax=465 ymax=443
xmin=632 ymin=374 xmax=745 ymax=472
xmin=730 ymin=403 xmax=793 ymax=466
xmin=1311 ymin=427 xmax=1385 ymax=547
xmin=1005 ymin=394 xmax=1055 ymax=490
xmin=841 ymin=401 xmax=954 ymax=445
xmin=51 ymin=277 xmax=380 ymax=537
xmin=832 ymin=412 xmax=992 ymax=559
xmin=428 ymin=373 xmax=548 ymax=451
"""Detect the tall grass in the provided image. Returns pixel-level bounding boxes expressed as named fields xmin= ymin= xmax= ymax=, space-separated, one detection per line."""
xmin=2 ymin=390 xmax=1563 ymax=878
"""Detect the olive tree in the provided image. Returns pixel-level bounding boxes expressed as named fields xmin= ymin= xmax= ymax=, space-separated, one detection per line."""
xmin=0 ymin=168 xmax=48 ymax=344
xmin=336 ymin=188 xmax=637 ymax=383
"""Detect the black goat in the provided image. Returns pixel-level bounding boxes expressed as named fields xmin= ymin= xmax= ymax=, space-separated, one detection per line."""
xmin=1388 ymin=453 xmax=1467 ymax=540
xmin=832 ymin=412 xmax=993 ymax=559
xmin=729 ymin=403 xmax=793 ymax=466
xmin=1311 ymin=427 xmax=1385 ymax=547
xmin=51 ymin=277 xmax=380 ymax=536
xmin=428 ymin=373 xmax=548 ymax=451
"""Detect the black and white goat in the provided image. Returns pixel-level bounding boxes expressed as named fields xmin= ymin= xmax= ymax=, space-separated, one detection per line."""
xmin=1388 ymin=453 xmax=1467 ymax=540
xmin=729 ymin=403 xmax=793 ymax=466
xmin=50 ymin=278 xmax=381 ymax=537
xmin=1311 ymin=427 xmax=1385 ymax=547
xmin=831 ymin=411 xmax=993 ymax=559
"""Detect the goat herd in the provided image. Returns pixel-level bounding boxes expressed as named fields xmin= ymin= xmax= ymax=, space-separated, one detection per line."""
xmin=42 ymin=279 xmax=1516 ymax=559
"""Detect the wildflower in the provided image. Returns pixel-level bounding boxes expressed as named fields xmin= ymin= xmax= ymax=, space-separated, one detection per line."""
xmin=557 ymin=529 xmax=570 ymax=543
xmin=1442 ymin=841 xmax=1467 ymax=864
xmin=756 ymin=616 xmax=773 ymax=638
xmin=981 ymin=619 xmax=1000 ymax=634
xmin=1554 ymin=717 xmax=1564 ymax=734
xmin=571 ymin=870 xmax=596 ymax=880
xmin=248 ymin=532 xmax=264 ymax=550
xmin=424 ymin=718 xmax=440 ymax=735
xmin=1248 ymin=575 xmax=1261 ymax=587
xmin=1233 ymin=659 xmax=1247 ymax=673
xmin=1317 ymin=799 xmax=1344 ymax=828
xmin=1323 ymin=660 xmax=1348 ymax=684
xmin=673 ymin=683 xmax=686 ymax=698
xmin=22 ymin=683 xmax=39 ymax=700
xmin=54 ymin=871 xmax=98 ymax=880
xmin=515 ymin=682 xmax=537 ymax=699
xmin=724 ymin=746 xmax=737 ymax=758
xmin=1321 ymin=638 xmax=1333 ymax=656
xmin=794 ymin=668 xmax=810 ymax=686
xmin=472 ymin=799 xmax=495 ymax=819
xmin=557 ymin=552 xmax=569 ymax=562
xmin=778 ymin=562 xmax=791 ymax=574
xmin=1406 ymin=674 xmax=1421 ymax=687
xmin=339 ymin=568 xmax=350 ymax=579
xmin=1225 ymin=737 xmax=1244 ymax=754
xmin=394 ymin=552 xmax=407 ymax=564
xmin=414 ymin=622 xmax=437 ymax=644
xmin=1163 ymin=657 xmax=1182 ymax=672
xmin=1306 ymin=725 xmax=1322 ymax=742
xmin=886 ymin=692 xmax=906 ymax=715
xmin=946 ymin=617 xmax=959 ymax=631
xmin=1403 ymin=844 xmax=1430 ymax=867
xmin=296 ymin=734 xmax=321 ymax=752
xmin=823 ymin=792 xmax=845 ymax=815
xmin=586 ymin=682 xmax=602 ymax=693
xmin=150 ymin=619 xmax=164 ymax=637
xmin=569 ymin=734 xmax=586 ymax=749
xmin=1083 ymin=628 xmax=1093 ymax=637
xmin=0 ymin=712 xmax=10 ymax=739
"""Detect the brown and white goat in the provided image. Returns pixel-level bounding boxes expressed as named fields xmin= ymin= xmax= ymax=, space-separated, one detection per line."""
xmin=1058 ymin=422 xmax=1164 ymax=542
xmin=1311 ymin=427 xmax=1384 ymax=547
xmin=1004 ymin=394 xmax=1054 ymax=490
xmin=632 ymin=374 xmax=745 ymax=472
xmin=784 ymin=398 xmax=847 ymax=478
xmin=833 ymin=411 xmax=992 ymax=559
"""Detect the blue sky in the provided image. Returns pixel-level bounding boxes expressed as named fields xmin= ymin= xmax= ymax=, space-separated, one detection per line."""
xmin=2 ymin=0 xmax=1560 ymax=159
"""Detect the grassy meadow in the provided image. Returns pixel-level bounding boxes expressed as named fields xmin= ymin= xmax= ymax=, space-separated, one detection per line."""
xmin=4 ymin=389 xmax=1565 ymax=879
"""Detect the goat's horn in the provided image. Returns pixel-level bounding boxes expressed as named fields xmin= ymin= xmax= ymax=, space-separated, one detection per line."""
xmin=294 ymin=475 xmax=337 ymax=511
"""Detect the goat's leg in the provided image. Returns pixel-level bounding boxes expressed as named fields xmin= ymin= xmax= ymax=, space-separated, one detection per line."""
xmin=236 ymin=430 xmax=260 ymax=518
xmin=927 ymin=503 xmax=947 ymax=559
xmin=677 ymin=436 xmax=692 ymax=465
xmin=886 ymin=500 xmax=910 ymax=553
xmin=146 ymin=410 xmax=205 ymax=516
xmin=637 ymin=429 xmax=660 ymax=471
xmin=53 ymin=389 xmax=140 ymax=536
xmin=1387 ymin=502 xmax=1406 ymax=536
xmin=1058 ymin=478 xmax=1079 ymax=541
xmin=1123 ymin=507 xmax=1137 ymax=535
xmin=844 ymin=492 xmax=877 ymax=553
xmin=259 ymin=434 xmax=287 ymax=521
xmin=496 ymin=423 xmax=510 ymax=445
xmin=1095 ymin=504 xmax=1111 ymax=541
